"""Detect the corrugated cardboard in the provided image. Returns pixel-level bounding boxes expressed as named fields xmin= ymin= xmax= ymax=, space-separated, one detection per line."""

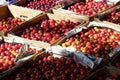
xmin=52 ymin=9 xmax=89 ymax=21
xmin=8 ymin=10 xmax=87 ymax=49
xmin=8 ymin=5 xmax=42 ymax=20
xmin=0 ymin=5 xmax=42 ymax=20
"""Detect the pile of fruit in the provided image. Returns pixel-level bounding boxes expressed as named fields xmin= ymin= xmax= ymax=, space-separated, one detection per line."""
xmin=67 ymin=1 xmax=113 ymax=16
xmin=0 ymin=42 xmax=38 ymax=72
xmin=0 ymin=17 xmax=25 ymax=32
xmin=4 ymin=55 xmax=90 ymax=80
xmin=0 ymin=43 xmax=22 ymax=71
xmin=20 ymin=19 xmax=80 ymax=43
xmin=24 ymin=0 xmax=59 ymax=11
xmin=104 ymin=8 xmax=120 ymax=24
xmin=61 ymin=27 xmax=120 ymax=59
xmin=0 ymin=0 xmax=120 ymax=79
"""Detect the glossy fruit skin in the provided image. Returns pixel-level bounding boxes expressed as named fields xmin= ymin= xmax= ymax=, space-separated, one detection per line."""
xmin=104 ymin=8 xmax=120 ymax=25
xmin=62 ymin=27 xmax=120 ymax=60
xmin=25 ymin=0 xmax=59 ymax=11
xmin=4 ymin=56 xmax=90 ymax=80
xmin=68 ymin=1 xmax=113 ymax=16
xmin=0 ymin=42 xmax=38 ymax=72
xmin=0 ymin=43 xmax=22 ymax=72
xmin=20 ymin=19 xmax=80 ymax=43
xmin=0 ymin=17 xmax=25 ymax=32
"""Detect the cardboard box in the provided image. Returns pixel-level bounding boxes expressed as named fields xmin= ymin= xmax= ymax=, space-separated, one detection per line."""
xmin=1 ymin=46 xmax=103 ymax=80
xmin=8 ymin=10 xmax=87 ymax=49
xmin=0 ymin=5 xmax=42 ymax=21
xmin=0 ymin=5 xmax=42 ymax=34
xmin=58 ymin=0 xmax=119 ymax=18
xmin=2 ymin=49 xmax=91 ymax=80
xmin=94 ymin=4 xmax=120 ymax=26
xmin=52 ymin=9 xmax=89 ymax=21
xmin=52 ymin=21 xmax=120 ymax=62
xmin=0 ymin=35 xmax=43 ymax=79
xmin=12 ymin=0 xmax=61 ymax=12
xmin=7 ymin=34 xmax=51 ymax=49
xmin=0 ymin=48 xmax=45 ymax=79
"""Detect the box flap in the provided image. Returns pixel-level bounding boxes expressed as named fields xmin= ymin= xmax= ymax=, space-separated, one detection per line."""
xmin=88 ymin=21 xmax=120 ymax=32
xmin=12 ymin=0 xmax=28 ymax=6
xmin=8 ymin=34 xmax=50 ymax=49
xmin=47 ymin=12 xmax=87 ymax=23
xmin=67 ymin=14 xmax=88 ymax=23
xmin=53 ymin=9 xmax=89 ymax=22
xmin=8 ymin=5 xmax=42 ymax=20
xmin=0 ymin=6 xmax=12 ymax=19
xmin=47 ymin=13 xmax=66 ymax=21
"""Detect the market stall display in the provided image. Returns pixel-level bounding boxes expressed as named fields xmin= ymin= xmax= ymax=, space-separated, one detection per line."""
xmin=53 ymin=21 xmax=120 ymax=61
xmin=3 ymin=46 xmax=102 ymax=80
xmin=13 ymin=0 xmax=61 ymax=11
xmin=0 ymin=0 xmax=119 ymax=80
xmin=7 ymin=10 xmax=86 ymax=49
xmin=0 ymin=36 xmax=42 ymax=79
xmin=96 ymin=4 xmax=120 ymax=25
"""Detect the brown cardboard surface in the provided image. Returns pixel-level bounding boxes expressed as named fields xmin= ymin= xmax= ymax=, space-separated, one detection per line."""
xmin=8 ymin=34 xmax=50 ymax=49
xmin=0 ymin=6 xmax=12 ymax=20
xmin=52 ymin=9 xmax=89 ymax=22
xmin=53 ymin=9 xmax=89 ymax=21
xmin=12 ymin=0 xmax=28 ymax=6
xmin=102 ymin=21 xmax=120 ymax=29
xmin=93 ymin=18 xmax=120 ymax=30
xmin=8 ymin=5 xmax=42 ymax=20
xmin=0 ymin=5 xmax=41 ymax=20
